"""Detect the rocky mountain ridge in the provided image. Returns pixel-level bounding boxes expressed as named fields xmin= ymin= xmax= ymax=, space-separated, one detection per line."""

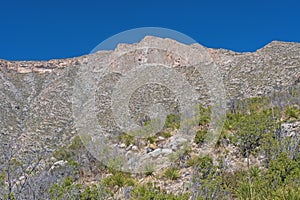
xmin=1 ymin=36 xmax=300 ymax=155
xmin=0 ymin=36 xmax=299 ymax=199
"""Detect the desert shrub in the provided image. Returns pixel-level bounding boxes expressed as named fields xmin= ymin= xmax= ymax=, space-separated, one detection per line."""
xmin=194 ymin=156 xmax=213 ymax=171
xmin=132 ymin=182 xmax=190 ymax=200
xmin=163 ymin=167 xmax=180 ymax=180
xmin=52 ymin=136 xmax=85 ymax=161
xmin=147 ymin=135 xmax=157 ymax=144
xmin=101 ymin=171 xmax=136 ymax=189
xmin=260 ymin=132 xmax=279 ymax=166
xmin=266 ymin=152 xmax=300 ymax=187
xmin=230 ymin=153 xmax=300 ymax=199
xmin=235 ymin=109 xmax=276 ymax=157
xmin=69 ymin=135 xmax=85 ymax=150
xmin=161 ymin=131 xmax=172 ymax=139
xmin=52 ymin=147 xmax=73 ymax=161
xmin=189 ymin=156 xmax=227 ymax=199
xmin=165 ymin=113 xmax=180 ymax=129
xmin=48 ymin=176 xmax=81 ymax=200
xmin=223 ymin=112 xmax=241 ymax=131
xmin=144 ymin=164 xmax=155 ymax=176
xmin=198 ymin=104 xmax=211 ymax=126
xmin=0 ymin=173 xmax=5 ymax=187
xmin=118 ymin=133 xmax=134 ymax=146
xmin=194 ymin=129 xmax=207 ymax=145
xmin=244 ymin=96 xmax=269 ymax=113
xmin=80 ymin=184 xmax=110 ymax=200
xmin=272 ymin=186 xmax=300 ymax=200
xmin=222 ymin=170 xmax=248 ymax=192
xmin=284 ymin=105 xmax=300 ymax=120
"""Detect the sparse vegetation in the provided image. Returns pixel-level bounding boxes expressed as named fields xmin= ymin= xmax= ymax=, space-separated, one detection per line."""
xmin=1 ymin=91 xmax=300 ymax=199
xmin=144 ymin=164 xmax=155 ymax=176
xmin=147 ymin=135 xmax=157 ymax=144
xmin=101 ymin=171 xmax=136 ymax=189
xmin=194 ymin=129 xmax=207 ymax=145
xmin=163 ymin=167 xmax=180 ymax=180
xmin=161 ymin=131 xmax=172 ymax=139
xmin=118 ymin=133 xmax=135 ymax=146
xmin=165 ymin=113 xmax=181 ymax=129
xmin=285 ymin=105 xmax=300 ymax=120
xmin=198 ymin=104 xmax=211 ymax=126
xmin=132 ymin=182 xmax=190 ymax=200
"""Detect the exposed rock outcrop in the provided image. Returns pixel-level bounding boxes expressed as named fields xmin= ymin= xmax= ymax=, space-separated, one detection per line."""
xmin=0 ymin=36 xmax=299 ymax=159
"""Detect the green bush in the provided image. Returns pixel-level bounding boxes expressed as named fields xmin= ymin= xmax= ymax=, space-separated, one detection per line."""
xmin=132 ymin=182 xmax=190 ymax=200
xmin=194 ymin=129 xmax=207 ymax=145
xmin=52 ymin=147 xmax=73 ymax=161
xmin=118 ymin=133 xmax=134 ymax=146
xmin=284 ymin=105 xmax=300 ymax=120
xmin=266 ymin=153 xmax=300 ymax=187
xmin=244 ymin=96 xmax=269 ymax=113
xmin=161 ymin=131 xmax=172 ymax=139
xmin=69 ymin=135 xmax=85 ymax=150
xmin=198 ymin=104 xmax=211 ymax=126
xmin=144 ymin=164 xmax=155 ymax=176
xmin=163 ymin=167 xmax=180 ymax=180
xmin=272 ymin=186 xmax=300 ymax=200
xmin=223 ymin=112 xmax=241 ymax=131
xmin=229 ymin=153 xmax=300 ymax=199
xmin=80 ymin=184 xmax=110 ymax=200
xmin=165 ymin=114 xmax=180 ymax=129
xmin=101 ymin=171 xmax=136 ymax=189
xmin=52 ymin=136 xmax=85 ymax=161
xmin=235 ymin=109 xmax=276 ymax=157
xmin=147 ymin=135 xmax=157 ymax=144
xmin=48 ymin=176 xmax=81 ymax=200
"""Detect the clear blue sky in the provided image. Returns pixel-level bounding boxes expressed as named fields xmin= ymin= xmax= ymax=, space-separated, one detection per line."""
xmin=0 ymin=0 xmax=299 ymax=60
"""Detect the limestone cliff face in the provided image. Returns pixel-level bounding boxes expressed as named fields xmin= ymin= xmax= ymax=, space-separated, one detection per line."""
xmin=0 ymin=37 xmax=299 ymax=157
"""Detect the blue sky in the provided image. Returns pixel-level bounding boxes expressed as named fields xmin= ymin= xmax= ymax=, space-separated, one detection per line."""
xmin=0 ymin=0 xmax=299 ymax=60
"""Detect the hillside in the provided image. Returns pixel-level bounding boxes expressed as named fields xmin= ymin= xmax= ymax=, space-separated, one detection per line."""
xmin=0 ymin=37 xmax=299 ymax=199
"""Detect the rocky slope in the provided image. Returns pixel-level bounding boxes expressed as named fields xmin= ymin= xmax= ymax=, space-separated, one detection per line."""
xmin=1 ymin=37 xmax=299 ymax=153
xmin=0 ymin=36 xmax=299 ymax=199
